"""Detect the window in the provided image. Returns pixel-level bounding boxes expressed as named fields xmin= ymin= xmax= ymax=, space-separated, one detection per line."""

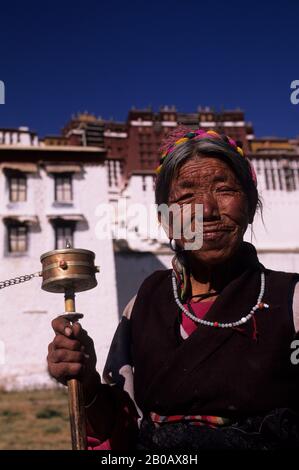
xmin=7 ymin=224 xmax=28 ymax=253
xmin=284 ymin=167 xmax=296 ymax=191
xmin=113 ymin=161 xmax=118 ymax=181
xmin=9 ymin=174 xmax=27 ymax=202
xmin=264 ymin=167 xmax=270 ymax=190
xmin=142 ymin=176 xmax=146 ymax=191
xmin=270 ymin=168 xmax=276 ymax=190
xmin=55 ymin=174 xmax=73 ymax=203
xmin=107 ymin=160 xmax=119 ymax=187
xmin=55 ymin=223 xmax=74 ymax=249
xmin=277 ymin=168 xmax=283 ymax=190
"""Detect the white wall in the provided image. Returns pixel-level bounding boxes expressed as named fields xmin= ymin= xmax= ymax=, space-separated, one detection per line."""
xmin=0 ymin=163 xmax=119 ymax=389
xmin=115 ymin=174 xmax=169 ymax=251
xmin=0 ymin=128 xmax=38 ymax=146
xmin=244 ymin=157 xmax=299 ymax=271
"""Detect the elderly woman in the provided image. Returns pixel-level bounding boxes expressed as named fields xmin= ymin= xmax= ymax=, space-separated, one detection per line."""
xmin=47 ymin=128 xmax=299 ymax=450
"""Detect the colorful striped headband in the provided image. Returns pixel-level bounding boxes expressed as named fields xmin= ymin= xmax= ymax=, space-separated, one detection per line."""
xmin=156 ymin=128 xmax=257 ymax=187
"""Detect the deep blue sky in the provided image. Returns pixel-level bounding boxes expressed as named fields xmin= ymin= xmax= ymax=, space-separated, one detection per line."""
xmin=0 ymin=0 xmax=298 ymax=138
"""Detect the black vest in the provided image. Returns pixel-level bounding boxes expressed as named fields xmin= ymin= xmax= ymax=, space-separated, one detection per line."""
xmin=131 ymin=262 xmax=299 ymax=420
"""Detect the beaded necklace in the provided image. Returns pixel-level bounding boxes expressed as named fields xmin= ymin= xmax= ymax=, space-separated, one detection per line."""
xmin=172 ymin=270 xmax=269 ymax=328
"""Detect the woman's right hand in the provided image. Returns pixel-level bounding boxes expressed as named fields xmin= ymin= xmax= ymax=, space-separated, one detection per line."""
xmin=47 ymin=315 xmax=98 ymax=392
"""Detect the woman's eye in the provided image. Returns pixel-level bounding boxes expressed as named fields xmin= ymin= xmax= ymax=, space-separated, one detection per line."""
xmin=178 ymin=193 xmax=194 ymax=201
xmin=217 ymin=187 xmax=236 ymax=193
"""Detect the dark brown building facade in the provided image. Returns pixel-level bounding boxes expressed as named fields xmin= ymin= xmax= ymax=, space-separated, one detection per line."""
xmin=60 ymin=107 xmax=254 ymax=178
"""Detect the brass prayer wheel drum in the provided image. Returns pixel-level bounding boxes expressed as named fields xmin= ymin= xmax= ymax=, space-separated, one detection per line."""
xmin=40 ymin=248 xmax=99 ymax=293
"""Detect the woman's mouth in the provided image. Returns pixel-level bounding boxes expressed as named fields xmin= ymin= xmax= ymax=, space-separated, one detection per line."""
xmin=203 ymin=226 xmax=234 ymax=241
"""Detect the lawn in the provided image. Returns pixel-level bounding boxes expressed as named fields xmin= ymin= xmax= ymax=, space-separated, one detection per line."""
xmin=0 ymin=388 xmax=72 ymax=450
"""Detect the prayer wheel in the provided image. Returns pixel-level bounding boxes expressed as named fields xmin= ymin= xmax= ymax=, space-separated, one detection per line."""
xmin=40 ymin=245 xmax=100 ymax=450
xmin=40 ymin=248 xmax=99 ymax=293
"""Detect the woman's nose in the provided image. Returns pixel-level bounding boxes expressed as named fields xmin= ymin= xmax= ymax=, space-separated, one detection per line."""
xmin=202 ymin=193 xmax=220 ymax=220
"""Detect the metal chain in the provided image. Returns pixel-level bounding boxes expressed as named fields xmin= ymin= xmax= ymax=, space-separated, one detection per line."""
xmin=0 ymin=271 xmax=42 ymax=290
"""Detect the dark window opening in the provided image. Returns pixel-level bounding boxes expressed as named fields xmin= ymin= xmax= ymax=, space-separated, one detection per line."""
xmin=55 ymin=174 xmax=73 ymax=202
xmin=7 ymin=224 xmax=28 ymax=253
xmin=9 ymin=174 xmax=27 ymax=202
xmin=54 ymin=223 xmax=75 ymax=250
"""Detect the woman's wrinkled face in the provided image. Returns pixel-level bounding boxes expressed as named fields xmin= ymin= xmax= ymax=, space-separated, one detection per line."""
xmin=167 ymin=156 xmax=250 ymax=266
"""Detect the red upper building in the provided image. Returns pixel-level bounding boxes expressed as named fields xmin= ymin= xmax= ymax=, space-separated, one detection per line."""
xmin=61 ymin=107 xmax=254 ymax=179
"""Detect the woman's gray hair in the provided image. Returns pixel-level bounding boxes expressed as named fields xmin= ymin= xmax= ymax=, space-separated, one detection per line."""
xmin=155 ymin=137 xmax=261 ymax=221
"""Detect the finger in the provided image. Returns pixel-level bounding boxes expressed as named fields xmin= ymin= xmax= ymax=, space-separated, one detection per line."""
xmin=48 ymin=362 xmax=85 ymax=380
xmin=51 ymin=316 xmax=73 ymax=337
xmin=52 ymin=334 xmax=81 ymax=351
xmin=71 ymin=323 xmax=94 ymax=348
xmin=49 ymin=349 xmax=87 ymax=364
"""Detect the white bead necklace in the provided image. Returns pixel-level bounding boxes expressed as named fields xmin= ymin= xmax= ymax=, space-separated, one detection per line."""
xmin=172 ymin=270 xmax=269 ymax=328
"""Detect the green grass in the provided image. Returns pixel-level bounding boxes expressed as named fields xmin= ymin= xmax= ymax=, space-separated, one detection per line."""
xmin=0 ymin=388 xmax=72 ymax=449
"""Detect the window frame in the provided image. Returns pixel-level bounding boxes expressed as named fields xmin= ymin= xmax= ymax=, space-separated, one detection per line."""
xmin=8 ymin=173 xmax=27 ymax=202
xmin=54 ymin=221 xmax=75 ymax=250
xmin=54 ymin=173 xmax=73 ymax=203
xmin=7 ymin=223 xmax=28 ymax=254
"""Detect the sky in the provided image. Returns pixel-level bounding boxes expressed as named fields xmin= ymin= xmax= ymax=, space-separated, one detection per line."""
xmin=0 ymin=0 xmax=298 ymax=139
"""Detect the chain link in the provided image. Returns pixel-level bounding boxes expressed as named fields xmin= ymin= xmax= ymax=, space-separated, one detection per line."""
xmin=0 ymin=271 xmax=42 ymax=290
